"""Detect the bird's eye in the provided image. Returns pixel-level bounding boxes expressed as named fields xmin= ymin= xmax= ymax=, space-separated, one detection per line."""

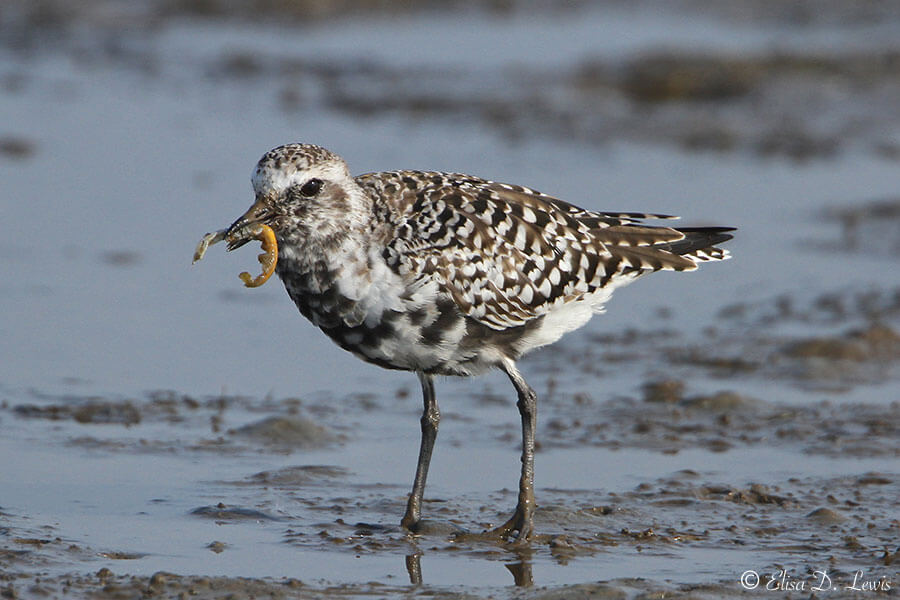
xmin=299 ymin=178 xmax=323 ymax=197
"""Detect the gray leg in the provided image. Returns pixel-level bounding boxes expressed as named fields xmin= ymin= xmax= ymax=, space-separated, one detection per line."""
xmin=490 ymin=358 xmax=537 ymax=541
xmin=401 ymin=372 xmax=439 ymax=531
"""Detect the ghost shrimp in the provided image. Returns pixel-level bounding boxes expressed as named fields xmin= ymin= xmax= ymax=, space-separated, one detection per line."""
xmin=193 ymin=223 xmax=278 ymax=288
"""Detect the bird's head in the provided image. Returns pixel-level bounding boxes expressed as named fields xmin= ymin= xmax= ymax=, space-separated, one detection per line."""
xmin=225 ymin=143 xmax=364 ymax=252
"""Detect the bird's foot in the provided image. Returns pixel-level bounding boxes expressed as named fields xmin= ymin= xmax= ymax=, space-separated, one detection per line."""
xmin=455 ymin=504 xmax=534 ymax=545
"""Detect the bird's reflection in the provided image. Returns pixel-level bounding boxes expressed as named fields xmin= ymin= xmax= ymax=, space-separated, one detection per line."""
xmin=404 ymin=546 xmax=534 ymax=587
xmin=405 ymin=552 xmax=423 ymax=585
xmin=504 ymin=558 xmax=534 ymax=587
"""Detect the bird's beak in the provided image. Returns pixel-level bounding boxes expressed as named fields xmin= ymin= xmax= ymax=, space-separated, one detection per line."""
xmin=225 ymin=197 xmax=271 ymax=251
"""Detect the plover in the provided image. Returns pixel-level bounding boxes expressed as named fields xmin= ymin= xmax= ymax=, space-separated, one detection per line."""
xmin=220 ymin=143 xmax=734 ymax=542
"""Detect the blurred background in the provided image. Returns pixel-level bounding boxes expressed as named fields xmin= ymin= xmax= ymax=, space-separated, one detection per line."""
xmin=3 ymin=0 xmax=899 ymax=397
xmin=1 ymin=1 xmax=898 ymax=596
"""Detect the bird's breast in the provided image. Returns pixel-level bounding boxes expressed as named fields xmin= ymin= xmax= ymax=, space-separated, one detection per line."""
xmin=274 ymin=241 xmax=547 ymax=375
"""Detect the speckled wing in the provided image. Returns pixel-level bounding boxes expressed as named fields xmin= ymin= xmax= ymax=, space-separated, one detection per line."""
xmin=362 ymin=171 xmax=728 ymax=330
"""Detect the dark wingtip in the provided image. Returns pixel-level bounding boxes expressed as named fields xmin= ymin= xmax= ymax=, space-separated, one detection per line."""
xmin=668 ymin=226 xmax=736 ymax=255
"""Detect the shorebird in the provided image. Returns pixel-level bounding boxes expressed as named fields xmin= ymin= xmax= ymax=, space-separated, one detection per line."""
xmin=220 ymin=143 xmax=734 ymax=542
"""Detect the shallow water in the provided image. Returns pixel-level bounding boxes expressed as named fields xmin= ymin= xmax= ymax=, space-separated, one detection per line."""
xmin=2 ymin=3 xmax=899 ymax=598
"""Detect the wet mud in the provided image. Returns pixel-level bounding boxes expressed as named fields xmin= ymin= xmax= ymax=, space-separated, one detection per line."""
xmin=3 ymin=282 xmax=899 ymax=598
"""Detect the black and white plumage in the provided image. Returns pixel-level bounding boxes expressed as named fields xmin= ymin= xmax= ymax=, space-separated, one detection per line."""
xmin=224 ymin=143 xmax=734 ymax=541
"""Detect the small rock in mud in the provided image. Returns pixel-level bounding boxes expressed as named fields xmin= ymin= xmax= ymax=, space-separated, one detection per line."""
xmin=643 ymin=380 xmax=758 ymax=411
xmin=806 ymin=507 xmax=847 ymax=524
xmin=0 ymin=135 xmax=36 ymax=159
xmin=190 ymin=504 xmax=279 ymax=521
xmin=230 ymin=416 xmax=334 ymax=449
xmin=857 ymin=473 xmax=892 ymax=486
xmin=98 ymin=551 xmax=145 ymax=560
xmin=667 ymin=347 xmax=760 ymax=373
xmin=681 ymin=390 xmax=759 ymax=412
xmin=243 ymin=465 xmax=348 ymax=486
xmin=13 ymin=404 xmax=71 ymax=420
xmin=72 ymin=401 xmax=141 ymax=425
xmin=12 ymin=538 xmax=52 ymax=546
xmin=782 ymin=323 xmax=900 ymax=362
xmin=99 ymin=250 xmax=142 ymax=267
xmin=716 ymin=484 xmax=790 ymax=506
xmin=14 ymin=400 xmax=141 ymax=425
xmin=784 ymin=337 xmax=869 ymax=361
xmin=148 ymin=571 xmax=171 ymax=587
xmin=642 ymin=379 xmax=685 ymax=404
xmin=619 ymin=54 xmax=763 ymax=103
xmin=531 ymin=582 xmax=626 ymax=600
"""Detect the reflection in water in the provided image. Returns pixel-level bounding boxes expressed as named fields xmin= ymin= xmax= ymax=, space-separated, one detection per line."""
xmin=504 ymin=558 xmax=534 ymax=587
xmin=405 ymin=552 xmax=422 ymax=586
xmin=405 ymin=546 xmax=534 ymax=587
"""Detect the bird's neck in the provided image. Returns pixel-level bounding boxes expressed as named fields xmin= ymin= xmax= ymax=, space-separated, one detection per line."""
xmin=275 ymin=224 xmax=368 ymax=288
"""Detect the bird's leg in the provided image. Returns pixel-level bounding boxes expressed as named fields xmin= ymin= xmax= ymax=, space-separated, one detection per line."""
xmin=488 ymin=359 xmax=537 ymax=542
xmin=401 ymin=372 xmax=440 ymax=532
